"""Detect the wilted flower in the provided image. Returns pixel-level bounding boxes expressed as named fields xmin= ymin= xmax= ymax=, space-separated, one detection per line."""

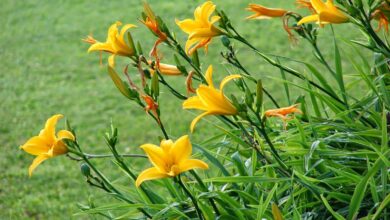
xmin=20 ymin=114 xmax=75 ymax=176
xmin=142 ymin=2 xmax=168 ymax=58
xmin=186 ymin=71 xmax=197 ymax=95
xmin=246 ymin=4 xmax=287 ymax=20
xmin=176 ymin=1 xmax=223 ymax=55
xmin=84 ymin=21 xmax=136 ymax=67
xmin=265 ymin=104 xmax=302 ymax=129
xmin=183 ymin=65 xmax=241 ymax=132
xmin=136 ymin=135 xmax=208 ymax=187
xmin=371 ymin=3 xmax=390 ymax=33
xmin=297 ymin=0 xmax=348 ymax=26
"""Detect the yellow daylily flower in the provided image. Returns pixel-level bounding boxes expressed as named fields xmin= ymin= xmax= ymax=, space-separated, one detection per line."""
xmin=183 ymin=65 xmax=241 ymax=132
xmin=297 ymin=0 xmax=349 ymax=26
xmin=176 ymin=1 xmax=223 ymax=55
xmin=84 ymin=21 xmax=136 ymax=67
xmin=246 ymin=4 xmax=288 ymax=20
xmin=136 ymin=135 xmax=208 ymax=187
xmin=20 ymin=114 xmax=75 ymax=176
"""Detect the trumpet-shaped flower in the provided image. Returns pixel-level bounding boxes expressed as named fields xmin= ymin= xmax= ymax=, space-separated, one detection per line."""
xmin=84 ymin=21 xmax=136 ymax=67
xmin=246 ymin=4 xmax=287 ymax=20
xmin=183 ymin=65 xmax=241 ymax=132
xmin=297 ymin=0 xmax=348 ymax=26
xmin=265 ymin=104 xmax=302 ymax=128
xmin=176 ymin=1 xmax=223 ymax=55
xmin=20 ymin=114 xmax=75 ymax=176
xmin=136 ymin=135 xmax=208 ymax=187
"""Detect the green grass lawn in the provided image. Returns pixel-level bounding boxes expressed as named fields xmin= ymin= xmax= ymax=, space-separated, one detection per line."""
xmin=0 ymin=0 xmax=364 ymax=219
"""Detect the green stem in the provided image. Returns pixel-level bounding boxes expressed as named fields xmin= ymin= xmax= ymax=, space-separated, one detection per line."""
xmin=189 ymin=170 xmax=220 ymax=216
xmin=230 ymin=35 xmax=346 ymax=106
xmin=69 ymin=147 xmax=152 ymax=218
xmin=176 ymin=175 xmax=204 ymax=220
xmin=83 ymin=153 xmax=147 ymax=159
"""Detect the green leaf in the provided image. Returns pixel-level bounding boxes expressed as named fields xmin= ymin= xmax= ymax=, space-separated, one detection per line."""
xmin=215 ymin=192 xmax=246 ymax=220
xmin=231 ymin=152 xmax=247 ymax=176
xmin=348 ymin=156 xmax=386 ymax=220
xmin=320 ymin=194 xmax=345 ymax=220
xmin=193 ymin=143 xmax=231 ymax=176
xmin=202 ymin=176 xmax=289 ymax=183
xmin=257 ymin=183 xmax=278 ymax=219
xmin=372 ymin=193 xmax=390 ymax=220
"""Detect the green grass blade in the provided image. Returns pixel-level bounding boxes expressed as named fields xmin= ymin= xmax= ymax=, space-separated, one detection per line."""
xmin=320 ymin=194 xmax=345 ymax=220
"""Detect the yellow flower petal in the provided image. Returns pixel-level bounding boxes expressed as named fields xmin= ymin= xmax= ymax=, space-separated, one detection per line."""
xmin=160 ymin=139 xmax=174 ymax=154
xmin=175 ymin=19 xmax=199 ymax=34
xmin=319 ymin=11 xmax=348 ymax=23
xmin=246 ymin=4 xmax=287 ymax=19
xmin=311 ymin=0 xmax=327 ymax=12
xmin=57 ymin=130 xmax=75 ymax=141
xmin=205 ymin=65 xmax=214 ymax=88
xmin=108 ymin=54 xmax=116 ymax=68
xmin=298 ymin=0 xmax=348 ymax=25
xmin=197 ymin=86 xmax=236 ymax=114
xmin=189 ymin=28 xmax=221 ymax=39
xmin=119 ymin=24 xmax=137 ymax=44
xmin=170 ymin=135 xmax=191 ymax=164
xmin=29 ymin=154 xmax=50 ymax=177
xmin=190 ymin=111 xmax=210 ymax=133
xmin=199 ymin=1 xmax=215 ymax=22
xmin=179 ymin=159 xmax=209 ymax=173
xmin=184 ymin=37 xmax=201 ymax=55
xmin=20 ymin=136 xmax=50 ymax=156
xmin=39 ymin=114 xmax=63 ymax=143
xmin=87 ymin=42 xmax=114 ymax=53
xmin=183 ymin=96 xmax=208 ymax=111
xmin=135 ymin=167 xmax=169 ymax=187
xmin=219 ymin=74 xmax=242 ymax=91
xmin=297 ymin=14 xmax=320 ymax=25
xmin=140 ymin=144 xmax=168 ymax=172
xmin=52 ymin=142 xmax=68 ymax=156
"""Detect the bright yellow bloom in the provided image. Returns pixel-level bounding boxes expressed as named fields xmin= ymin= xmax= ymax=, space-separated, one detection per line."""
xmin=176 ymin=1 xmax=223 ymax=55
xmin=136 ymin=135 xmax=208 ymax=187
xmin=183 ymin=65 xmax=241 ymax=132
xmin=265 ymin=104 xmax=302 ymax=129
xmin=20 ymin=114 xmax=75 ymax=176
xmin=297 ymin=0 xmax=349 ymax=26
xmin=85 ymin=21 xmax=136 ymax=67
xmin=246 ymin=4 xmax=287 ymax=20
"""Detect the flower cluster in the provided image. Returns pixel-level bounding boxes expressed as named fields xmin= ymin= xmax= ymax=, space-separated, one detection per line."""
xmin=19 ymin=0 xmax=390 ymax=219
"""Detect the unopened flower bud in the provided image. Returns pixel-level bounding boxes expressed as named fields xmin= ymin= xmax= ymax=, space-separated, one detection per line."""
xmin=221 ymin=36 xmax=231 ymax=48
xmin=80 ymin=163 xmax=91 ymax=177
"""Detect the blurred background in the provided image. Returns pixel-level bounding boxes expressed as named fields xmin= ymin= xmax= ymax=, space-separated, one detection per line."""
xmin=0 ymin=0 xmax=361 ymax=219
